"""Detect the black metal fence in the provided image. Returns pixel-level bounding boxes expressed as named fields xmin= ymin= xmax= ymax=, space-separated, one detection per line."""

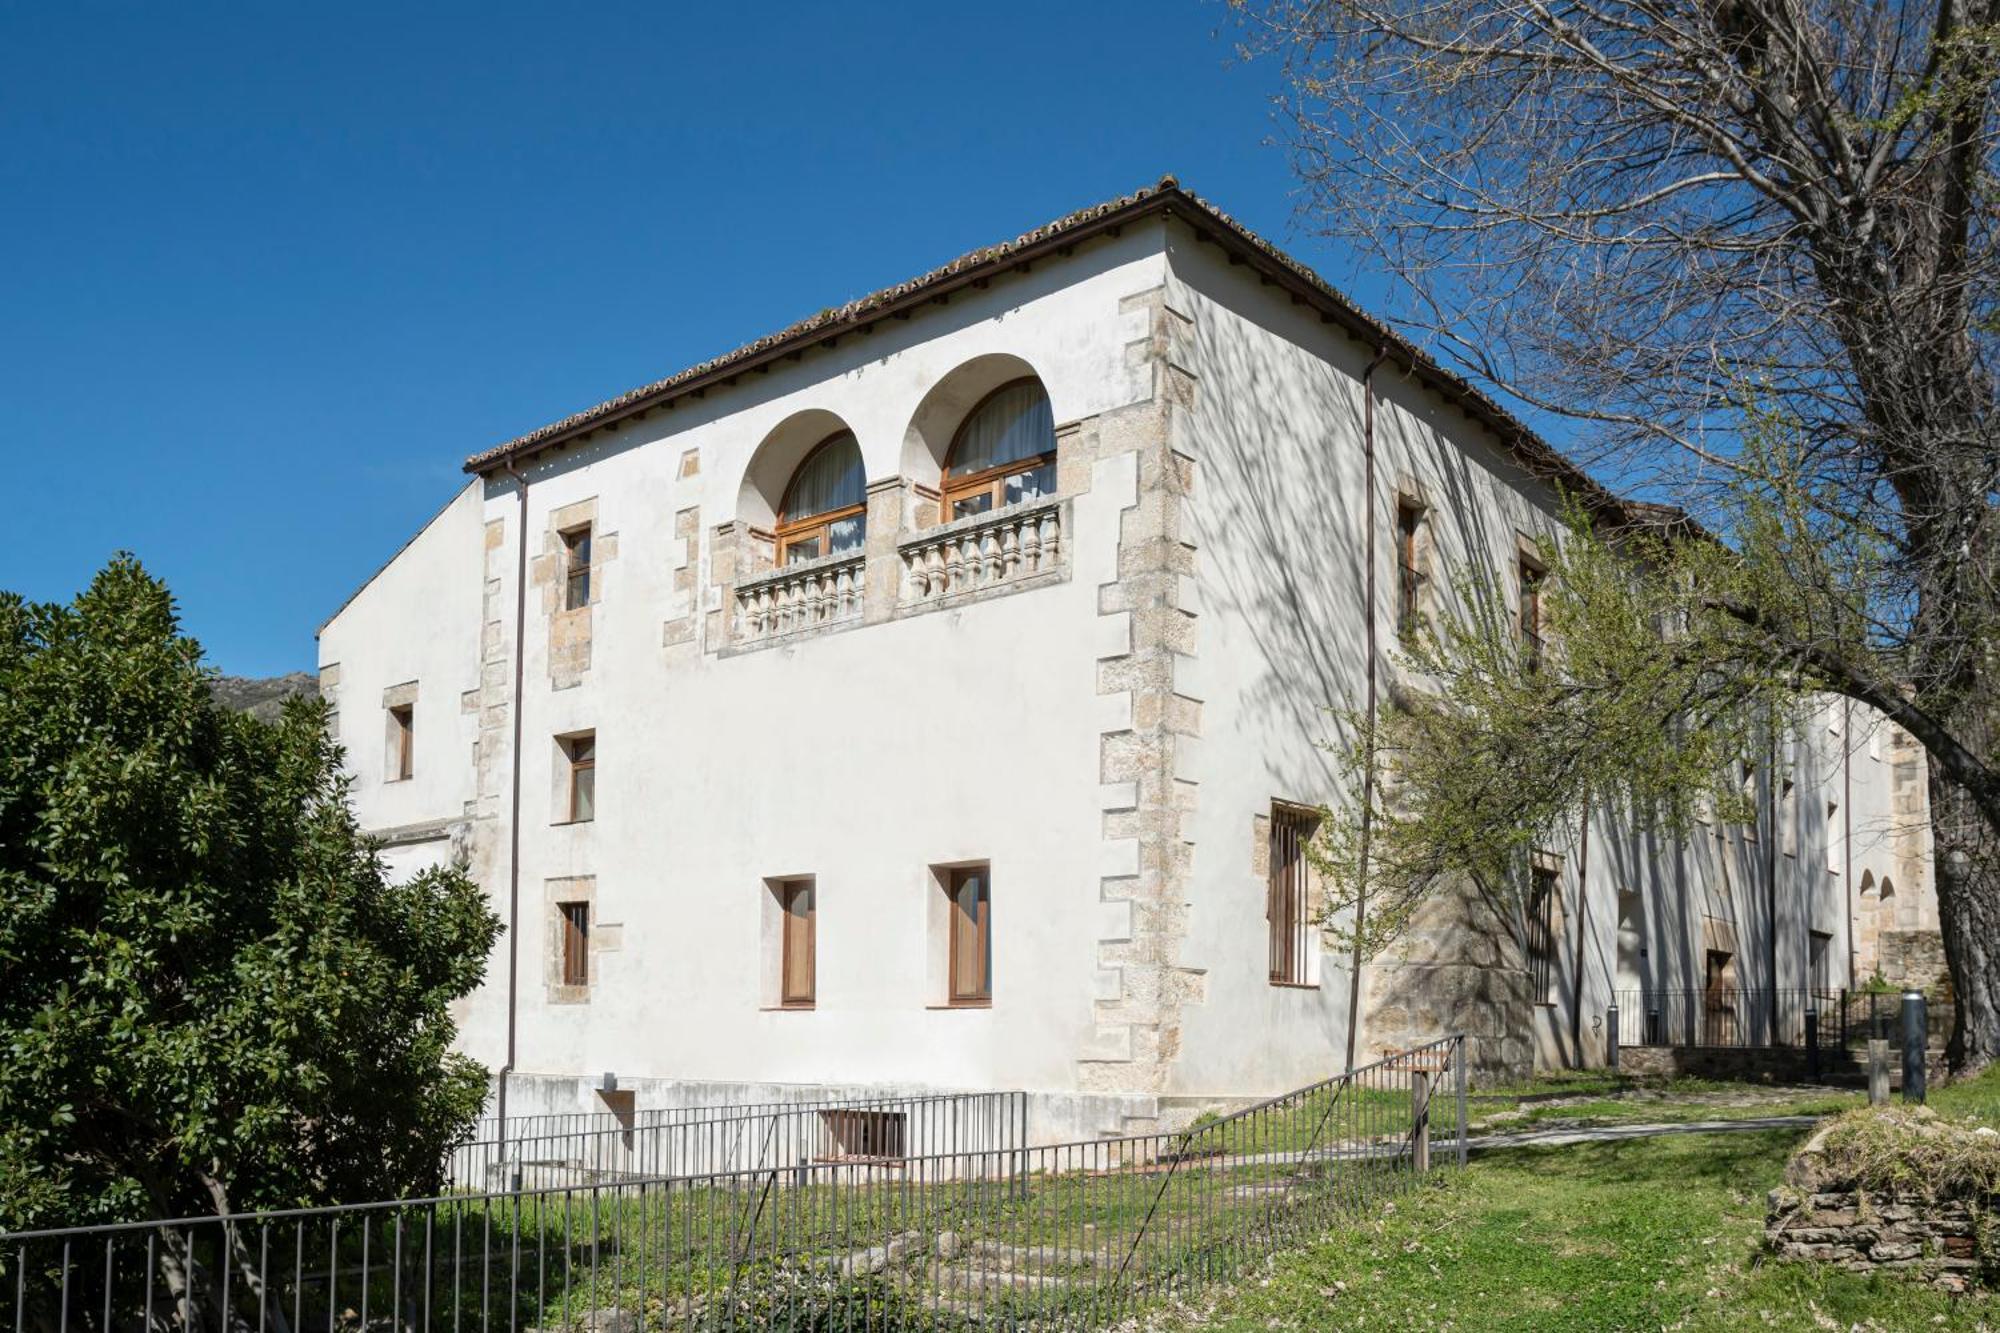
xmin=0 ymin=1036 xmax=1465 ymax=1333
xmin=448 ymin=1092 xmax=1028 ymax=1192
xmin=1609 ymin=988 xmax=1886 ymax=1050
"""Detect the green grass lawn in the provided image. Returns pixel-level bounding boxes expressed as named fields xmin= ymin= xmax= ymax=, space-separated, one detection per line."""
xmin=1171 ymin=1070 xmax=2000 ymax=1332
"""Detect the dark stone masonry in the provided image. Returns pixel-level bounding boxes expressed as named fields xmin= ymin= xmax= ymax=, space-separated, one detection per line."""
xmin=1766 ymin=1187 xmax=1988 ymax=1291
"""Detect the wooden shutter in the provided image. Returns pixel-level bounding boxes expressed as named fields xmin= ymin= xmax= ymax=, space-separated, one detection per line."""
xmin=560 ymin=902 xmax=589 ymax=986
xmin=781 ymin=880 xmax=815 ymax=1007
xmin=948 ymin=868 xmax=991 ymax=1003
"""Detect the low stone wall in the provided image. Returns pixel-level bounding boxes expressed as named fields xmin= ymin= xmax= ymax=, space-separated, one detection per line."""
xmin=1618 ymin=1045 xmax=1818 ymax=1083
xmin=1766 ymin=1187 xmax=1987 ymax=1291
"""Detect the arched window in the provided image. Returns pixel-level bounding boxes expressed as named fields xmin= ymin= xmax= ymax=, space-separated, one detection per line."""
xmin=941 ymin=379 xmax=1057 ymax=521
xmin=775 ymin=432 xmax=866 ymax=565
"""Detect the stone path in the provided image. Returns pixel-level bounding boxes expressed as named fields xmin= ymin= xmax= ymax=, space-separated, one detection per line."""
xmin=1468 ymin=1114 xmax=1822 ymax=1153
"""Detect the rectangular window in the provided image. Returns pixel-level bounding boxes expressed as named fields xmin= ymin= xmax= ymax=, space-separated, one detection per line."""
xmin=1526 ymin=863 xmax=1559 ymax=1004
xmin=1780 ymin=779 xmax=1798 ymax=858
xmin=1827 ymin=800 xmax=1841 ymax=874
xmin=559 ymin=901 xmax=590 ymax=987
xmin=947 ymin=866 xmax=991 ymax=1005
xmin=819 ymin=1109 xmax=907 ymax=1162
xmin=1703 ymin=949 xmax=1737 ymax=1043
xmin=1809 ymin=929 xmax=1834 ymax=994
xmin=563 ymin=732 xmax=596 ymax=823
xmin=389 ymin=703 xmax=414 ymax=781
xmin=779 ymin=879 xmax=815 ymax=1008
xmin=1518 ymin=558 xmax=1545 ymax=668
xmin=1396 ymin=501 xmax=1425 ymax=638
xmin=562 ymin=525 xmax=593 ymax=610
xmin=1268 ymin=804 xmax=1319 ymax=986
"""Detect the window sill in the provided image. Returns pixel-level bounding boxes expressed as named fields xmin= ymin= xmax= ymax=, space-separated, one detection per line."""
xmin=761 ymin=1003 xmax=816 ymax=1012
xmin=1268 ymin=981 xmax=1320 ymax=991
xmin=552 ymin=817 xmax=597 ymax=828
xmin=928 ymin=1000 xmax=992 ymax=1010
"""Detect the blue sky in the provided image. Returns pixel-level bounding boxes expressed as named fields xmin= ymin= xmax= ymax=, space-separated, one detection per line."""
xmin=2 ymin=2 xmax=1383 ymax=675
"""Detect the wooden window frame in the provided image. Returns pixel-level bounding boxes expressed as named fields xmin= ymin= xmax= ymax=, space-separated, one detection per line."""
xmin=561 ymin=524 xmax=593 ymax=610
xmin=946 ymin=866 xmax=992 ymax=1007
xmin=389 ymin=703 xmax=414 ymax=781
xmin=939 ymin=379 xmax=1058 ymax=522
xmin=558 ymin=900 xmax=590 ymax=987
xmin=1267 ymin=803 xmax=1320 ymax=988
xmin=1517 ymin=555 xmax=1546 ymax=669
xmin=777 ymin=878 xmax=816 ymax=1009
xmin=563 ymin=732 xmax=596 ymax=824
xmin=1395 ymin=500 xmax=1426 ymax=639
xmin=774 ymin=432 xmax=867 ymax=566
xmin=1526 ymin=863 xmax=1560 ymax=1004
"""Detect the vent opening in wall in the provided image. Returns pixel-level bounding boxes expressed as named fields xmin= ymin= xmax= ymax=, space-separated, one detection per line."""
xmin=818 ymin=1109 xmax=907 ymax=1162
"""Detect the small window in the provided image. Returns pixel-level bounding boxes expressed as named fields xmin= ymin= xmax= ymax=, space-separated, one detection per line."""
xmin=388 ymin=703 xmax=414 ymax=781
xmin=1827 ymin=800 xmax=1841 ymax=874
xmin=1809 ymin=929 xmax=1835 ymax=994
xmin=947 ymin=866 xmax=991 ymax=1005
xmin=1518 ymin=557 xmax=1545 ymax=669
xmin=1779 ymin=779 xmax=1798 ymax=858
xmin=1268 ymin=804 xmax=1320 ymax=987
xmin=558 ymin=901 xmax=590 ymax=987
xmin=820 ymin=1109 xmax=906 ymax=1162
xmin=1526 ymin=863 xmax=1560 ymax=1004
xmin=562 ymin=525 xmax=593 ymax=610
xmin=941 ymin=379 xmax=1057 ymax=521
xmin=562 ymin=732 xmax=596 ymax=823
xmin=1395 ymin=501 xmax=1425 ymax=638
xmin=778 ymin=878 xmax=815 ymax=1008
xmin=775 ymin=432 xmax=867 ymax=565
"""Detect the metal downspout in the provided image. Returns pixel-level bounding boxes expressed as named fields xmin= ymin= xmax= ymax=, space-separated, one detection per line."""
xmin=1845 ymin=696 xmax=1855 ymax=987
xmin=1569 ymin=814 xmax=1591 ymax=1065
xmin=495 ymin=458 xmax=531 ymax=1185
xmin=1345 ymin=345 xmax=1391 ymax=1073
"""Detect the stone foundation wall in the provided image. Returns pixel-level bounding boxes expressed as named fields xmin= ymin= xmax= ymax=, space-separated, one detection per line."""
xmin=1879 ymin=930 xmax=1949 ymax=991
xmin=1767 ymin=1188 xmax=1989 ymax=1291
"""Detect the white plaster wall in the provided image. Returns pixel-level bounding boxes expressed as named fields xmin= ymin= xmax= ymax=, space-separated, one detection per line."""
xmin=321 ymin=214 xmax=1923 ymax=1109
xmin=325 ymin=228 xmax=1170 ymax=1127
xmin=318 ymin=482 xmax=485 ymax=834
xmin=1158 ymin=222 xmax=1915 ymax=1084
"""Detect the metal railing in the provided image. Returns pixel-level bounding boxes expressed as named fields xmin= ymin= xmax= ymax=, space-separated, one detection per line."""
xmin=1609 ymin=988 xmax=1848 ymax=1050
xmin=448 ymin=1091 xmax=1027 ymax=1192
xmin=1 ymin=1036 xmax=1465 ymax=1332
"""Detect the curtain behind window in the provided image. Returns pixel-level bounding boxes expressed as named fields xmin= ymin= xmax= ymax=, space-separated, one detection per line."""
xmin=950 ymin=382 xmax=1054 ymax=476
xmin=784 ymin=434 xmax=866 ymax=521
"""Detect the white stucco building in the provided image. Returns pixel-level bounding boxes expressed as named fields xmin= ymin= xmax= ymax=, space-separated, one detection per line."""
xmin=318 ymin=179 xmax=1937 ymax=1137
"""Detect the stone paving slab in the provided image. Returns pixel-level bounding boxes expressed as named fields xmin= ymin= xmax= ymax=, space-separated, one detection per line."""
xmin=1467 ymin=1115 xmax=1822 ymax=1153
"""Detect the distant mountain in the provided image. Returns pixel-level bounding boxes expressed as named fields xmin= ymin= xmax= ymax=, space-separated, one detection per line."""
xmin=210 ymin=672 xmax=317 ymax=723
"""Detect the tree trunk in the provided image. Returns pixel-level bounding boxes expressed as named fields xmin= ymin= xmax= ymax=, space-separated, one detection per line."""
xmin=1930 ymin=754 xmax=2000 ymax=1073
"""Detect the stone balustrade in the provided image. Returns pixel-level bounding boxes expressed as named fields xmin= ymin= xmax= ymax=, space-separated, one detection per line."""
xmin=898 ymin=496 xmax=1065 ymax=604
xmin=733 ymin=552 xmax=865 ymax=643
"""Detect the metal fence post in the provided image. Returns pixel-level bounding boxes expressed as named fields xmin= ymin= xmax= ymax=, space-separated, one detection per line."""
xmin=1455 ymin=1034 xmax=1468 ymax=1167
xmin=1411 ymin=1069 xmax=1431 ymax=1175
xmin=1902 ymin=989 xmax=1928 ymax=1104
xmin=1606 ymin=1004 xmax=1620 ymax=1071
xmin=1868 ymin=1038 xmax=1891 ymax=1105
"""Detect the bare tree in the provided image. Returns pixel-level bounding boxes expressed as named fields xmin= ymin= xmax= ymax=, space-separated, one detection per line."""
xmin=1237 ymin=0 xmax=2000 ymax=1067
